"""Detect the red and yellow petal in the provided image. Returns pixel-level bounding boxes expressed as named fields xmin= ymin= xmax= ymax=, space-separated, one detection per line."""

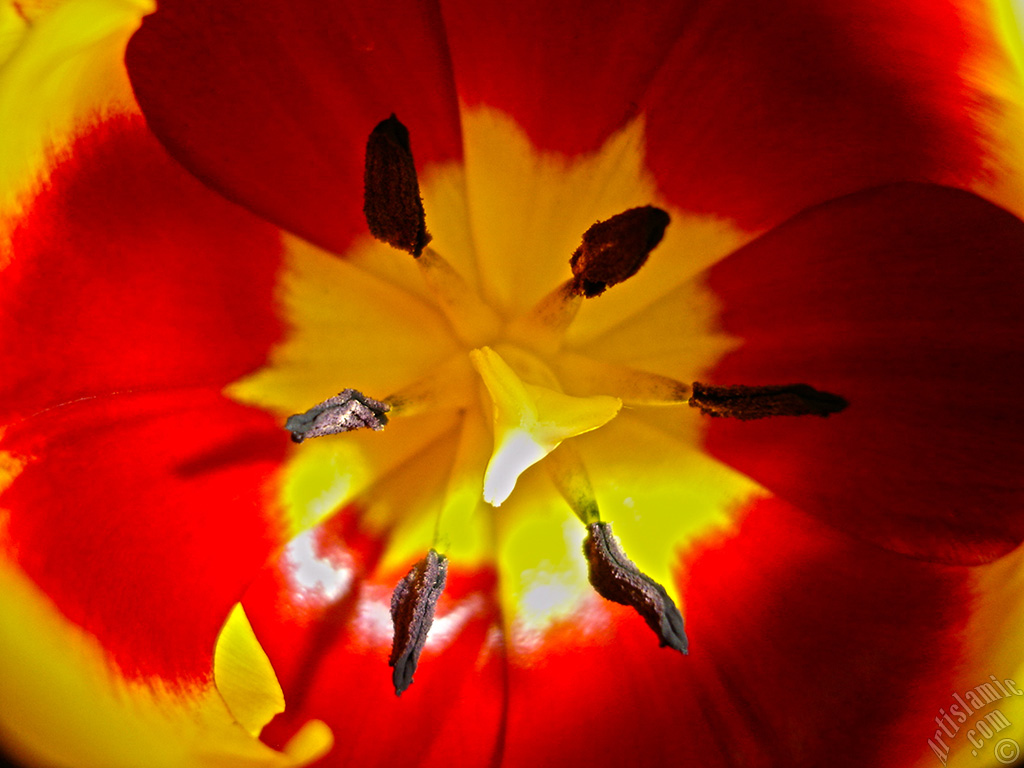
xmin=1 ymin=389 xmax=289 ymax=682
xmin=500 ymin=496 xmax=969 ymax=768
xmin=240 ymin=492 xmax=972 ymax=768
xmin=443 ymin=0 xmax=1024 ymax=229
xmin=702 ymin=182 xmax=1024 ymax=565
xmin=951 ymin=546 xmax=1024 ymax=765
xmin=0 ymin=557 xmax=331 ymax=768
xmin=6 ymin=2 xmax=1022 ymax=766
xmin=240 ymin=509 xmax=506 ymax=766
xmin=0 ymin=0 xmax=148 ymax=223
xmin=0 ymin=6 xmax=330 ymax=759
xmin=642 ymin=0 xmax=1024 ymax=228
xmin=0 ymin=103 xmax=297 ymax=687
xmin=123 ymin=0 xmax=1024 ymax=248
xmin=124 ymin=0 xmax=464 ymax=257
xmin=1 ymin=115 xmax=284 ymax=424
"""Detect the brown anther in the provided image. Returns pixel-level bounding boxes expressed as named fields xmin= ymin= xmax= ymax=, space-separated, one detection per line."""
xmin=285 ymin=388 xmax=390 ymax=443
xmin=363 ymin=114 xmax=431 ymax=257
xmin=584 ymin=522 xmax=688 ymax=654
xmin=569 ymin=206 xmax=670 ymax=297
xmin=689 ymin=382 xmax=848 ymax=420
xmin=389 ymin=549 xmax=448 ymax=696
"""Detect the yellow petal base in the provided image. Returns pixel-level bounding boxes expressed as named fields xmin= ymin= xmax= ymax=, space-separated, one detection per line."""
xmin=0 ymin=560 xmax=331 ymax=768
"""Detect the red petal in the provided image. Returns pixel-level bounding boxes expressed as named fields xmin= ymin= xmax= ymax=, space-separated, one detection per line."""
xmin=441 ymin=0 xmax=693 ymax=153
xmin=1 ymin=116 xmax=282 ymax=425
xmin=442 ymin=0 xmax=998 ymax=227
xmin=642 ymin=0 xmax=995 ymax=228
xmin=243 ymin=510 xmax=505 ymax=765
xmin=501 ymin=497 xmax=968 ymax=768
xmin=241 ymin=498 xmax=971 ymax=767
xmin=125 ymin=0 xmax=463 ymax=256
xmin=1 ymin=389 xmax=289 ymax=683
xmin=125 ymin=1 xmax=1007 ymax=248
xmin=703 ymin=183 xmax=1024 ymax=564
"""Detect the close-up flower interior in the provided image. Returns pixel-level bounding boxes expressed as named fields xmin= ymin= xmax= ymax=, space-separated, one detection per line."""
xmin=1 ymin=1 xmax=1023 ymax=766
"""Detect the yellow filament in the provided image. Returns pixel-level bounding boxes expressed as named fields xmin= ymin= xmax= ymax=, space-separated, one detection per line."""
xmin=416 ymin=246 xmax=502 ymax=347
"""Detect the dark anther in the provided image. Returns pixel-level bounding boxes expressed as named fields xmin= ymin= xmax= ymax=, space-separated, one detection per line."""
xmin=689 ymin=382 xmax=848 ymax=420
xmin=363 ymin=114 xmax=431 ymax=257
xmin=584 ymin=522 xmax=688 ymax=654
xmin=569 ymin=206 xmax=670 ymax=297
xmin=389 ymin=549 xmax=448 ymax=696
xmin=285 ymin=389 xmax=390 ymax=443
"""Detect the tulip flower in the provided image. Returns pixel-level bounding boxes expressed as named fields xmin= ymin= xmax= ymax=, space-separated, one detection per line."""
xmin=2 ymin=1 xmax=1024 ymax=767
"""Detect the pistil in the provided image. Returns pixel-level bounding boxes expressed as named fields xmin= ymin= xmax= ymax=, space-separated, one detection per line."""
xmin=469 ymin=346 xmax=621 ymax=506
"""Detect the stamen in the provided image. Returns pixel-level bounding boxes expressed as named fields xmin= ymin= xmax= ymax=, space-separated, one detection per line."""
xmin=584 ymin=522 xmax=688 ymax=654
xmin=389 ymin=549 xmax=448 ymax=696
xmin=556 ymin=353 xmax=693 ymax=406
xmin=689 ymin=382 xmax=848 ymax=420
xmin=415 ymin=246 xmax=502 ymax=347
xmin=363 ymin=114 xmax=431 ymax=257
xmin=382 ymin=354 xmax=474 ymax=418
xmin=545 ymin=443 xmax=600 ymax=525
xmin=284 ymin=389 xmax=390 ymax=443
xmin=363 ymin=115 xmax=500 ymax=345
xmin=569 ymin=206 xmax=670 ymax=298
xmin=506 ymin=279 xmax=582 ymax=355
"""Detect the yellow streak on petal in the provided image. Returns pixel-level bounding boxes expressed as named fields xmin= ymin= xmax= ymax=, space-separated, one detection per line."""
xmin=0 ymin=0 xmax=149 ymax=250
xmin=0 ymin=444 xmax=25 ymax=544
xmin=964 ymin=0 xmax=1024 ymax=219
xmin=460 ymin=106 xmax=755 ymax=325
xmin=227 ymin=106 xmax=755 ymax=615
xmin=578 ymin=416 xmax=763 ymax=605
xmin=429 ymin=408 xmax=494 ymax=565
xmin=279 ymin=720 xmax=334 ymax=766
xmin=227 ymin=234 xmax=464 ymax=537
xmin=0 ymin=560 xmax=328 ymax=768
xmin=993 ymin=0 xmax=1024 ymax=81
xmin=470 ymin=346 xmax=621 ymax=506
xmin=932 ymin=546 xmax=1024 ymax=768
xmin=496 ymin=500 xmax=598 ymax=651
xmin=494 ymin=415 xmax=762 ymax=644
xmin=0 ymin=443 xmax=25 ymax=490
xmin=212 ymin=604 xmax=284 ymax=738
xmin=228 ymin=234 xmax=460 ymax=415
xmin=271 ymin=411 xmax=460 ymax=538
xmin=357 ymin=407 xmax=495 ymax=575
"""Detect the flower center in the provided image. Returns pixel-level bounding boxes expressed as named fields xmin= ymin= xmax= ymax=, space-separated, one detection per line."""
xmin=229 ymin=110 xmax=846 ymax=695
